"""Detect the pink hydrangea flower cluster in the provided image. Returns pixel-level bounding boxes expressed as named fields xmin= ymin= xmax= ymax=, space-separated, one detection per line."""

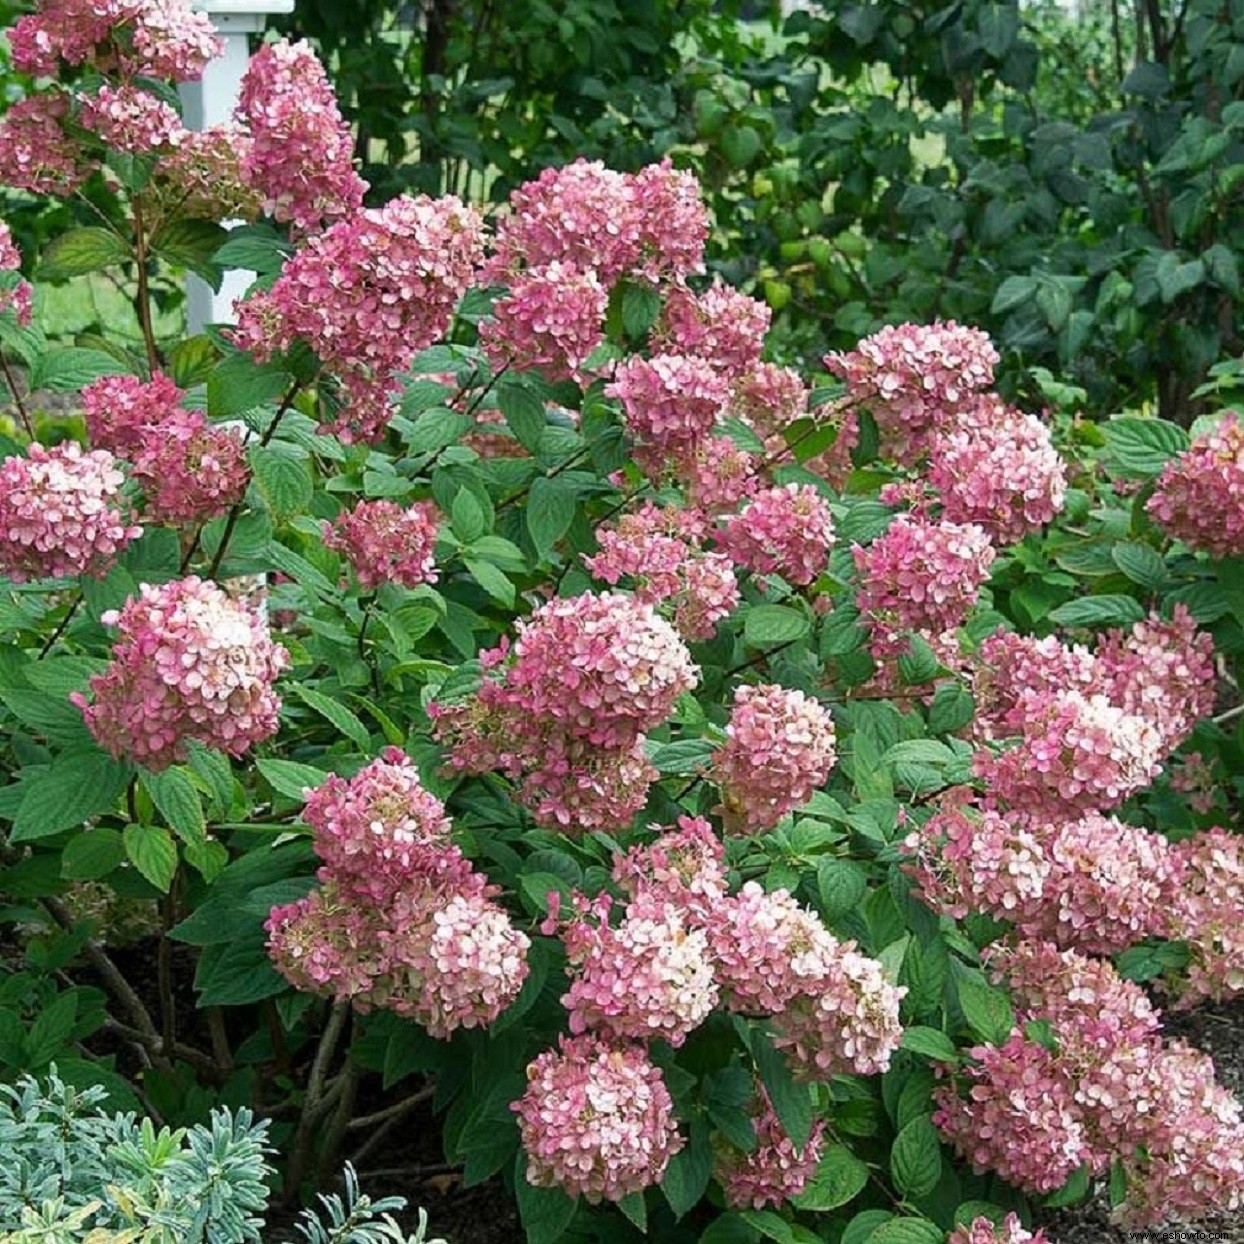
xmin=550 ymin=892 xmax=718 ymax=1047
xmin=606 ymin=353 xmax=730 ymax=473
xmin=152 ymin=126 xmax=262 ymax=222
xmin=710 ymin=882 xmax=905 ymax=1080
xmin=1164 ymin=828 xmax=1244 ymax=1007
xmin=129 ymin=409 xmax=249 ymax=526
xmin=716 ymin=483 xmax=836 ymax=586
xmin=0 ymin=442 xmax=141 ymax=582
xmin=656 ymin=280 xmax=770 ymax=379
xmin=712 ymin=683 xmax=837 ymax=834
xmin=684 ymin=436 xmax=761 ymax=515
xmin=1147 ymin=412 xmax=1244 ymax=557
xmin=715 ymin=1084 xmax=826 ymax=1210
xmin=584 ymin=503 xmax=739 ymax=640
xmin=0 ymin=95 xmax=93 ymax=195
xmin=1168 ymin=750 xmax=1221 ymax=814
xmin=731 ymin=362 xmax=809 ymax=438
xmin=434 ymin=592 xmax=696 ymax=831
xmin=81 ymin=372 xmax=186 ymax=454
xmin=974 ymin=689 xmax=1163 ymax=816
xmin=267 ymin=750 xmax=529 ymax=1038
xmin=0 ymin=222 xmax=33 ymax=326
xmin=512 ymin=1035 xmax=684 ymax=1203
xmin=488 ymin=157 xmax=706 ymax=287
xmin=77 ymin=83 xmax=183 ymax=153
xmin=904 ymin=805 xmax=1179 ymax=954
xmin=233 ymin=195 xmax=485 ymax=443
xmin=947 ymin=1215 xmax=1048 ymax=1244
xmin=610 ymin=815 xmax=728 ymax=926
xmin=926 ymin=396 xmax=1067 ymax=543
xmin=235 ymin=39 xmax=367 ymax=235
xmin=73 ymin=576 xmax=287 ymax=769
xmin=480 ymin=261 xmax=607 ymax=383
xmin=853 ymin=516 xmax=995 ymax=659
xmin=10 ymin=0 xmax=220 ymax=81
xmin=941 ymin=940 xmax=1244 ymax=1227
xmin=324 ymin=498 xmax=440 ymax=591
xmin=825 ymin=321 xmax=999 ymax=464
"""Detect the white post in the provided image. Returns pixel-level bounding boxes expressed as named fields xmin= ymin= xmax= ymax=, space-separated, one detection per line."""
xmin=181 ymin=1 xmax=294 ymax=332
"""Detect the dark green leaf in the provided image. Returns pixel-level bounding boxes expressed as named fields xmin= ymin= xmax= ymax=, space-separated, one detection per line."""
xmin=792 ymin=1144 xmax=869 ymax=1211
xmin=123 ymin=823 xmax=178 ymax=891
xmin=890 ymin=1116 xmax=943 ymax=1198
xmin=250 ymin=445 xmax=313 ymax=519
xmin=527 ymin=476 xmax=577 ymax=560
xmin=38 ymin=227 xmax=131 ymax=279
xmin=10 ymin=751 xmax=130 ymax=843
xmin=290 ymin=685 xmax=372 ymax=751
xmin=744 ymin=605 xmax=809 ymax=647
xmin=140 ymin=767 xmax=205 ymax=845
xmin=1047 ymin=595 xmax=1145 ymax=628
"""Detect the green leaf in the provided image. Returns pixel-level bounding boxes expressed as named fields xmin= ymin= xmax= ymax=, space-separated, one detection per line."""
xmin=527 ymin=476 xmax=577 ymax=560
xmin=899 ymin=1027 xmax=958 ymax=1061
xmin=927 ymin=683 xmax=974 ymax=735
xmin=752 ymin=1030 xmax=813 ymax=1149
xmin=1047 ymin=594 xmax=1146 ymax=628
xmin=519 ymin=871 xmax=575 ymax=916
xmin=990 ymin=275 xmax=1037 ymax=316
xmin=890 ymin=1116 xmax=943 ymax=1199
xmin=139 ymin=767 xmax=205 ymax=846
xmin=195 ymin=937 xmax=286 ymax=1006
xmin=744 ymin=605 xmax=809 ymax=647
xmin=721 ymin=125 xmax=762 ymax=168
xmin=649 ymin=738 xmax=716 ymax=775
xmin=864 ymin=1219 xmax=943 ymax=1244
xmin=620 ymin=281 xmax=662 ymax=339
xmin=250 ymin=445 xmax=313 ymax=519
xmin=28 ymin=348 xmax=128 ymax=391
xmin=123 ymin=823 xmax=178 ymax=891
xmin=842 ymin=1211 xmax=893 ymax=1244
xmin=514 ymin=1154 xmax=578 ymax=1244
xmin=897 ymin=635 xmax=941 ymax=685
xmin=1111 ymin=542 xmax=1166 ymax=590
xmin=61 ymin=828 xmax=126 ymax=881
xmin=464 ymin=557 xmax=516 ymax=607
xmin=38 ymin=227 xmax=131 ymax=279
xmin=662 ymin=1121 xmax=713 ymax=1219
xmin=290 ymin=686 xmax=371 ymax=751
xmin=207 ymin=354 xmax=291 ymax=419
xmin=792 ymin=1144 xmax=869 ymax=1211
xmin=214 ymin=227 xmax=289 ymax=274
xmin=151 ymin=219 xmax=227 ymax=290
xmin=1102 ymin=416 xmax=1188 ymax=478
xmin=167 ymin=335 xmax=218 ymax=388
xmin=955 ymin=971 xmax=1015 ymax=1045
xmin=618 ymin=1192 xmax=647 ymax=1233
xmin=265 ymin=541 xmax=338 ymax=599
xmin=498 ymin=380 xmax=546 ymax=452
xmin=10 ymin=751 xmax=130 ymax=843
xmin=451 ymin=487 xmax=489 ymax=543
xmin=401 ymin=407 xmax=471 ymax=454
xmin=816 ymin=857 xmax=866 ymax=920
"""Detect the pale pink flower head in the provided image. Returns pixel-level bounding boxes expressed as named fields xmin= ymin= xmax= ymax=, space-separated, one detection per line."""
xmin=301 ymin=747 xmax=453 ymax=898
xmin=825 ymin=320 xmax=998 ymax=464
xmin=630 ymin=158 xmax=709 ymax=282
xmin=656 ymin=279 xmax=769 ymax=379
xmin=73 ymin=576 xmax=289 ymax=770
xmin=854 ymin=515 xmax=994 ymax=659
xmin=82 ymin=371 xmax=187 ymax=456
xmin=0 ymin=222 xmax=33 ymax=326
xmin=717 ymin=483 xmax=836 ymax=586
xmin=715 ymin=1083 xmax=826 ymax=1210
xmin=554 ymin=892 xmax=718 ymax=1047
xmin=611 ymin=815 xmax=728 ymax=925
xmin=513 ymin=1035 xmax=684 ymax=1203
xmin=130 ymin=410 xmax=249 ymax=525
xmin=0 ymin=93 xmax=93 ymax=195
xmin=480 ymin=260 xmax=607 ymax=383
xmin=732 ymin=361 xmax=809 ymax=436
xmin=127 ymin=0 xmax=222 ymax=80
xmin=684 ymin=435 xmax=761 ymax=515
xmin=232 ymin=194 xmax=484 ymax=443
xmin=606 ymin=353 xmax=730 ymax=473
xmin=927 ymin=395 xmax=1067 ymax=543
xmin=713 ymin=683 xmax=837 ymax=834
xmin=77 ymin=83 xmax=184 ymax=154
xmin=0 ymin=442 xmax=141 ymax=583
xmin=325 ymin=498 xmax=441 ymax=592
xmin=499 ymin=591 xmax=698 ymax=748
xmin=948 ymin=1214 xmax=1049 ymax=1244
xmin=236 ymin=38 xmax=367 ymax=235
xmin=1147 ymin=412 xmax=1244 ymax=557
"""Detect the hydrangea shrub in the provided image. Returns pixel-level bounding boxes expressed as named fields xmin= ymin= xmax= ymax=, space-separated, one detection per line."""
xmin=1 ymin=4 xmax=1243 ymax=1241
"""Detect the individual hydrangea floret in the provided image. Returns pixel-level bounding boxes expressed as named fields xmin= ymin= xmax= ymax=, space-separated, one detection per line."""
xmin=480 ymin=260 xmax=607 ymax=383
xmin=551 ymin=892 xmax=718 ymax=1047
xmin=73 ymin=576 xmax=288 ymax=770
xmin=717 ymin=483 xmax=836 ymax=586
xmin=1147 ymin=412 xmax=1244 ymax=557
xmin=236 ymin=38 xmax=367 ymax=234
xmin=715 ymin=1084 xmax=826 ymax=1210
xmin=713 ymin=683 xmax=837 ymax=834
xmin=0 ymin=442 xmax=141 ymax=583
xmin=130 ymin=410 xmax=250 ymax=525
xmin=233 ymin=194 xmax=485 ymax=442
xmin=324 ymin=498 xmax=441 ymax=591
xmin=825 ymin=321 xmax=999 ymax=464
xmin=853 ymin=515 xmax=995 ymax=659
xmin=927 ymin=395 xmax=1067 ymax=543
xmin=513 ymin=1035 xmax=684 ymax=1203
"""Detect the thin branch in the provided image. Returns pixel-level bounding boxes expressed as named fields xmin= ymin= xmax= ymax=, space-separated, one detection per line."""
xmin=347 ymin=1085 xmax=434 ymax=1131
xmin=38 ymin=593 xmax=82 ymax=658
xmin=1 ymin=355 xmax=34 ymax=438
